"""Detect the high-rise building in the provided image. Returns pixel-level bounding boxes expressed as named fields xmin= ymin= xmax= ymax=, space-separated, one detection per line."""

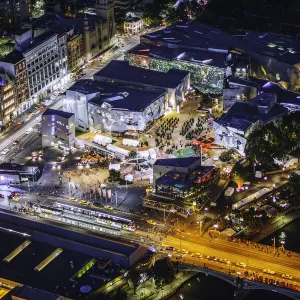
xmin=0 ymin=0 xmax=32 ymax=31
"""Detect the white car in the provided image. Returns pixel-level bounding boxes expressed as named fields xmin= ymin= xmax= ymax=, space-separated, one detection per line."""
xmin=25 ymin=128 xmax=32 ymax=135
xmin=263 ymin=269 xmax=275 ymax=275
xmin=236 ymin=262 xmax=247 ymax=267
xmin=1 ymin=148 xmax=9 ymax=155
xmin=282 ymin=274 xmax=293 ymax=280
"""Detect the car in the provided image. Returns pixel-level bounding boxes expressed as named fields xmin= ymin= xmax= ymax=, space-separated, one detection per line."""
xmin=28 ymin=113 xmax=35 ymax=118
xmin=12 ymin=140 xmax=19 ymax=146
xmin=1 ymin=148 xmax=9 ymax=155
xmin=69 ymin=197 xmax=78 ymax=203
xmin=195 ymin=253 xmax=203 ymax=258
xmin=147 ymin=219 xmax=157 ymax=226
xmin=236 ymin=262 xmax=247 ymax=267
xmin=104 ymin=205 xmax=114 ymax=211
xmin=11 ymin=196 xmax=20 ymax=202
xmin=165 ymin=246 xmax=175 ymax=251
xmin=263 ymin=269 xmax=275 ymax=275
xmin=17 ymin=121 xmax=23 ymax=126
xmin=219 ymin=258 xmax=230 ymax=264
xmin=179 ymin=249 xmax=189 ymax=254
xmin=80 ymin=200 xmax=89 ymax=205
xmin=207 ymin=256 xmax=217 ymax=261
xmin=92 ymin=202 xmax=101 ymax=207
xmin=25 ymin=129 xmax=32 ymax=135
xmin=282 ymin=274 xmax=293 ymax=280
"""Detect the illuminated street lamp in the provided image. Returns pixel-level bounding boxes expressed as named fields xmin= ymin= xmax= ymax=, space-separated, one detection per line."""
xmin=197 ymin=220 xmax=203 ymax=237
xmin=264 ymin=176 xmax=267 ymax=187
xmin=192 ymin=201 xmax=197 ymax=212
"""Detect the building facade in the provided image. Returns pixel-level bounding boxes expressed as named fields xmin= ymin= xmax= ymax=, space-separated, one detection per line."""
xmin=0 ymin=51 xmax=30 ymax=114
xmin=0 ymin=71 xmax=16 ymax=126
xmin=67 ymin=34 xmax=84 ymax=73
xmin=82 ymin=0 xmax=116 ymax=61
xmin=57 ymin=32 xmax=70 ymax=85
xmin=124 ymin=17 xmax=144 ymax=34
xmin=42 ymin=109 xmax=75 ymax=151
xmin=23 ymin=32 xmax=61 ymax=102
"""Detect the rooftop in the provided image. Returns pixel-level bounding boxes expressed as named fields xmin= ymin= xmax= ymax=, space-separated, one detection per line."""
xmin=43 ymin=109 xmax=74 ymax=119
xmin=24 ymin=31 xmax=57 ymax=54
xmin=68 ymin=80 xmax=166 ymax=112
xmin=217 ymin=94 xmax=288 ymax=132
xmin=141 ymin=20 xmax=300 ymax=66
xmin=0 ymin=50 xmax=24 ymax=64
xmin=94 ymin=60 xmax=189 ymax=89
xmin=128 ymin=42 xmax=226 ymax=68
xmin=6 ymin=285 xmax=61 ymax=300
xmin=156 ymin=166 xmax=215 ymax=189
xmin=154 ymin=157 xmax=200 ymax=168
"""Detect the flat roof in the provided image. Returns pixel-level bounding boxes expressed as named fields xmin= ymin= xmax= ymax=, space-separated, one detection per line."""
xmin=0 ymin=50 xmax=24 ymax=64
xmin=24 ymin=32 xmax=57 ymax=53
xmin=217 ymin=97 xmax=288 ymax=132
xmin=142 ymin=20 xmax=300 ymax=66
xmin=6 ymin=286 xmax=60 ymax=300
xmin=156 ymin=166 xmax=215 ymax=189
xmin=94 ymin=60 xmax=189 ymax=89
xmin=227 ymin=76 xmax=261 ymax=88
xmin=0 ymin=228 xmax=92 ymax=298
xmin=128 ymin=43 xmax=226 ymax=68
xmin=43 ymin=108 xmax=74 ymax=119
xmin=154 ymin=157 xmax=200 ymax=168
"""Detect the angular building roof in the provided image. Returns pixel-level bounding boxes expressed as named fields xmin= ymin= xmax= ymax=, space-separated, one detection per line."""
xmin=94 ymin=60 xmax=189 ymax=89
xmin=156 ymin=166 xmax=215 ymax=189
xmin=68 ymin=79 xmax=166 ymax=112
xmin=217 ymin=93 xmax=288 ymax=133
xmin=43 ymin=109 xmax=74 ymax=119
xmin=154 ymin=156 xmax=200 ymax=168
xmin=128 ymin=42 xmax=226 ymax=68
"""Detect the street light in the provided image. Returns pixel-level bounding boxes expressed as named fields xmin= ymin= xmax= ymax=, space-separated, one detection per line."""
xmin=264 ymin=176 xmax=267 ymax=187
xmin=197 ymin=221 xmax=203 ymax=237
xmin=192 ymin=201 xmax=196 ymax=212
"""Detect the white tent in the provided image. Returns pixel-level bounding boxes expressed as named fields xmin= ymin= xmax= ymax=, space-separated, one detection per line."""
xmin=123 ymin=138 xmax=139 ymax=147
xmin=93 ymin=134 xmax=112 ymax=146
xmin=125 ymin=174 xmax=133 ymax=182
xmin=107 ymin=144 xmax=130 ymax=157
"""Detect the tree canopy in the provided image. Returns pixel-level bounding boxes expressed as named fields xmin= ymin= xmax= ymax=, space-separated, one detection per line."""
xmin=152 ymin=258 xmax=175 ymax=287
xmin=245 ymin=111 xmax=300 ymax=164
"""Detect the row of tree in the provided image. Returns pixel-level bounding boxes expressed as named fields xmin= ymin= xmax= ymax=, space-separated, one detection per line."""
xmin=245 ymin=111 xmax=300 ymax=165
xmin=143 ymin=0 xmax=205 ymax=25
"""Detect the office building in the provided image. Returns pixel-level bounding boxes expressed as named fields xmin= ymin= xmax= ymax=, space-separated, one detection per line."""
xmin=153 ymin=157 xmax=218 ymax=201
xmin=93 ymin=60 xmax=190 ymax=110
xmin=213 ymin=93 xmax=288 ymax=154
xmin=124 ymin=14 xmax=144 ymax=34
xmin=23 ymin=32 xmax=63 ymax=101
xmin=64 ymin=79 xmax=166 ymax=132
xmin=0 ymin=70 xmax=16 ymax=126
xmin=42 ymin=109 xmax=75 ymax=151
xmin=0 ymin=51 xmax=30 ymax=114
xmin=67 ymin=33 xmax=84 ymax=73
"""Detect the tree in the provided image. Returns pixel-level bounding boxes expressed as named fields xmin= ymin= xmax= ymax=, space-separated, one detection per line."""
xmin=127 ymin=268 xmax=140 ymax=295
xmin=219 ymin=149 xmax=234 ymax=162
xmin=152 ymin=258 xmax=175 ymax=287
xmin=287 ymin=174 xmax=300 ymax=201
xmin=129 ymin=150 xmax=137 ymax=159
xmin=231 ymin=162 xmax=247 ymax=188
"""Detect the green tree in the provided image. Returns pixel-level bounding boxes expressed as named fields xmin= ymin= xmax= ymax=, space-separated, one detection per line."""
xmin=287 ymin=174 xmax=300 ymax=201
xmin=219 ymin=149 xmax=234 ymax=162
xmin=231 ymin=162 xmax=247 ymax=188
xmin=127 ymin=268 xmax=140 ymax=295
xmin=152 ymin=258 xmax=175 ymax=287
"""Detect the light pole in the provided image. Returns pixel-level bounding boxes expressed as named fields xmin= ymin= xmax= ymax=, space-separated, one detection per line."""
xmin=273 ymin=237 xmax=276 ymax=255
xmin=197 ymin=221 xmax=203 ymax=237
xmin=264 ymin=176 xmax=267 ymax=187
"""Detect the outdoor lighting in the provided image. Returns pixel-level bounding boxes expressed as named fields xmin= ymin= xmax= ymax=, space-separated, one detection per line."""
xmin=213 ymin=224 xmax=218 ymax=228
xmin=264 ymin=177 xmax=267 ymax=180
xmin=204 ymin=207 xmax=208 ymax=211
xmin=273 ymin=183 xmax=276 ymax=188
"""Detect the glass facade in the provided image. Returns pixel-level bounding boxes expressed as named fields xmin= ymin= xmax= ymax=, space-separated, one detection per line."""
xmin=126 ymin=53 xmax=225 ymax=94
